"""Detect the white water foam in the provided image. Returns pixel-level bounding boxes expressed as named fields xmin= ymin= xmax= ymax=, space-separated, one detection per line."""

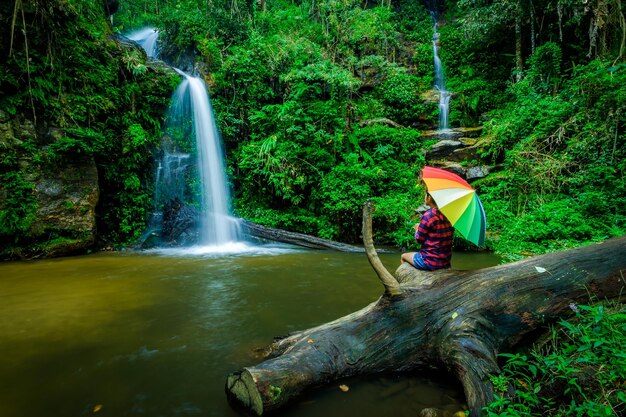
xmin=146 ymin=242 xmax=303 ymax=257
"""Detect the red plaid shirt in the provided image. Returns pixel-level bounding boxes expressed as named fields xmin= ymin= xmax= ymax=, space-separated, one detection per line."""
xmin=414 ymin=207 xmax=454 ymax=269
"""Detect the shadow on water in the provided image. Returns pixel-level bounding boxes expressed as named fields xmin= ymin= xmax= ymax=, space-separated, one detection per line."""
xmin=0 ymin=246 xmax=499 ymax=417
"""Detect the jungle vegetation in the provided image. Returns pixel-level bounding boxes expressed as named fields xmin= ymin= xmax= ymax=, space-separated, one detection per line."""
xmin=113 ymin=0 xmax=625 ymax=260
xmin=1 ymin=1 xmax=625 ymax=415
xmin=1 ymin=0 xmax=624 ymax=259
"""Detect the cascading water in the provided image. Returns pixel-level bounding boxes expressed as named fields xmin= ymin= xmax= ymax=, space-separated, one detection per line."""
xmin=127 ymin=28 xmax=159 ymax=59
xmin=126 ymin=28 xmax=242 ymax=248
xmin=170 ymin=72 xmax=241 ymax=245
xmin=432 ymin=19 xmax=451 ymax=130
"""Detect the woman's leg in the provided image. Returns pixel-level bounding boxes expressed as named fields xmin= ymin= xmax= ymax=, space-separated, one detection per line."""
xmin=401 ymin=251 xmax=430 ymax=270
xmin=401 ymin=252 xmax=416 ymax=266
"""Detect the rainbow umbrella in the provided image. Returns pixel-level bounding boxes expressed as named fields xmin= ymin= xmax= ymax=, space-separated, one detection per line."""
xmin=421 ymin=166 xmax=486 ymax=247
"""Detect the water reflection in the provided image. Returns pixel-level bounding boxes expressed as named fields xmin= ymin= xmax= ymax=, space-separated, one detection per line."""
xmin=0 ymin=247 xmax=499 ymax=417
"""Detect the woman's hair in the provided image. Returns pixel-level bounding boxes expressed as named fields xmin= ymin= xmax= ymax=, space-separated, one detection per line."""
xmin=425 ymin=192 xmax=438 ymax=207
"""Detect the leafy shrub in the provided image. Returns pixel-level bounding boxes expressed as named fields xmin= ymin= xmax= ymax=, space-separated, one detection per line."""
xmin=0 ymin=169 xmax=37 ymax=239
xmin=484 ymin=303 xmax=626 ymax=417
xmin=525 ymin=42 xmax=563 ymax=95
xmin=375 ymin=68 xmax=426 ymax=126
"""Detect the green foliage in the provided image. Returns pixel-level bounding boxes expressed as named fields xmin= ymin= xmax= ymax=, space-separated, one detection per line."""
xmin=477 ymin=57 xmax=626 ymax=258
xmin=3 ymin=0 xmax=625 ymax=259
xmin=374 ymin=67 xmax=425 ymax=126
xmin=0 ymin=160 xmax=37 ymax=240
xmin=47 ymin=128 xmax=105 ymax=159
xmin=484 ymin=303 xmax=626 ymax=416
xmin=235 ymin=122 xmax=425 ymax=243
xmin=525 ymin=42 xmax=563 ymax=95
xmin=0 ymin=0 xmax=178 ymax=249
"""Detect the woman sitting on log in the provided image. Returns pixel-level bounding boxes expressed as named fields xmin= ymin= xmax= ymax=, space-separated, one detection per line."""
xmin=401 ymin=192 xmax=454 ymax=270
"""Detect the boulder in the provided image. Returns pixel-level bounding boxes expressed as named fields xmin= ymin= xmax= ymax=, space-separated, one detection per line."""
xmin=28 ymin=154 xmax=99 ymax=240
xmin=429 ymin=161 xmax=466 ymax=177
xmin=421 ymin=127 xmax=483 ymax=142
xmin=465 ymin=166 xmax=490 ymax=181
xmin=426 ymin=139 xmax=463 ymax=159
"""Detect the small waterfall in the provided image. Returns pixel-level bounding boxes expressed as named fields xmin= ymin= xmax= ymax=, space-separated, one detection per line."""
xmin=127 ymin=27 xmax=242 ymax=248
xmin=126 ymin=28 xmax=159 ymax=59
xmin=432 ymin=20 xmax=451 ymax=130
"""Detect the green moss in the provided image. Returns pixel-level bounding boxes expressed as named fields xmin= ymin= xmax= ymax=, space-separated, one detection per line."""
xmin=268 ymin=385 xmax=282 ymax=401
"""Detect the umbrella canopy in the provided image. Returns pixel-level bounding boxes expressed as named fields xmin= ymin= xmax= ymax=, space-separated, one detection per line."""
xmin=421 ymin=166 xmax=486 ymax=247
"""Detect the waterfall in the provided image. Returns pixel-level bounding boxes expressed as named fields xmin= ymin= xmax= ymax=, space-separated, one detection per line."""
xmin=153 ymin=152 xmax=191 ymax=206
xmin=432 ymin=20 xmax=451 ymax=130
xmin=126 ymin=28 xmax=159 ymax=59
xmin=126 ymin=28 xmax=242 ymax=248
xmin=171 ymin=72 xmax=241 ymax=245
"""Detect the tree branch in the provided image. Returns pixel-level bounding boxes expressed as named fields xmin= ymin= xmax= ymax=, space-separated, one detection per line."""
xmin=362 ymin=200 xmax=402 ymax=296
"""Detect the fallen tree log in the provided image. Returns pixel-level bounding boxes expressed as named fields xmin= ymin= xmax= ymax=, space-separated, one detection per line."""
xmin=226 ymin=202 xmax=626 ymax=416
xmin=145 ymin=200 xmax=366 ymax=251
xmin=241 ymin=220 xmax=366 ymax=252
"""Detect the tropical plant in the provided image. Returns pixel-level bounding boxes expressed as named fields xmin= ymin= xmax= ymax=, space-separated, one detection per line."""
xmin=484 ymin=303 xmax=626 ymax=416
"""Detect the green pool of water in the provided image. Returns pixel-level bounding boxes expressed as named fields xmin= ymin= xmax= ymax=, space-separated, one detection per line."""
xmin=0 ymin=245 xmax=499 ymax=417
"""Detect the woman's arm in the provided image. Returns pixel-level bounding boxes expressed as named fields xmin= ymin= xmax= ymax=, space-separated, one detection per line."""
xmin=414 ymin=212 xmax=431 ymax=244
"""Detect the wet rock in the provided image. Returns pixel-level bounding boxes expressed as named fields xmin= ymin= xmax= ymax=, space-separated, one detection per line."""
xmin=430 ymin=161 xmax=466 ymax=178
xmin=161 ymin=198 xmax=200 ymax=246
xmin=421 ymin=127 xmax=483 ymax=142
xmin=449 ymin=137 xmax=487 ymax=163
xmin=427 ymin=140 xmax=463 ymax=159
xmin=110 ymin=33 xmax=148 ymax=60
xmin=459 ymin=137 xmax=479 ymax=146
xmin=449 ymin=147 xmax=474 ymax=162
xmin=425 ymin=161 xmax=491 ymax=183
xmin=465 ymin=165 xmax=490 ymax=181
xmin=29 ymin=154 xmax=99 ymax=240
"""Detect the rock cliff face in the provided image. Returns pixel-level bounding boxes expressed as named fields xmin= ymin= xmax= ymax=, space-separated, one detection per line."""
xmin=0 ymin=30 xmax=181 ymax=259
xmin=28 ymin=155 xmax=99 ymax=248
xmin=0 ymin=111 xmax=99 ymax=259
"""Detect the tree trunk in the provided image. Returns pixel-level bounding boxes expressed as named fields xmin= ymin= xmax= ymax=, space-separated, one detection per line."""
xmin=226 ymin=203 xmax=626 ymax=416
xmin=515 ymin=0 xmax=524 ymax=82
xmin=241 ymin=220 xmax=366 ymax=252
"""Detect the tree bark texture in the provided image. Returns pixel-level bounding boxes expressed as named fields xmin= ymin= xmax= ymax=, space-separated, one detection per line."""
xmin=227 ymin=212 xmax=626 ymax=416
